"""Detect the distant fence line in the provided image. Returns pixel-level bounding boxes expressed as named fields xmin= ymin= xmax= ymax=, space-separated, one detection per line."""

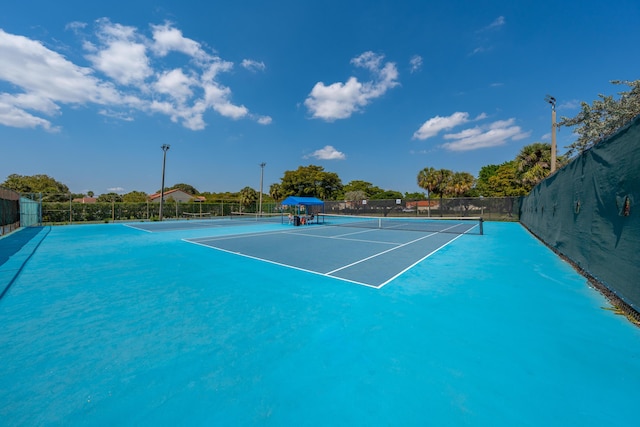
xmin=323 ymin=197 xmax=519 ymax=220
xmin=39 ymin=199 xmax=267 ymax=223
xmin=32 ymin=196 xmax=520 ymax=224
xmin=3 ymin=190 xmax=522 ymax=226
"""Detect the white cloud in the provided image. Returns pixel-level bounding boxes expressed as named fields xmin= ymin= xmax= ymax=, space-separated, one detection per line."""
xmin=98 ymin=109 xmax=134 ymax=121
xmin=0 ymin=29 xmax=121 ymax=105
xmin=305 ymin=145 xmax=346 ymax=160
xmin=150 ymin=22 xmax=209 ymax=61
xmin=0 ymin=96 xmax=58 ymax=131
xmin=412 ymin=111 xmax=530 ymax=151
xmin=0 ymin=21 xmax=268 ymax=131
xmin=0 ymin=28 xmax=125 ymax=131
xmin=485 ymin=16 xmax=506 ymax=30
xmin=87 ymin=19 xmax=152 ymax=85
xmin=154 ymin=68 xmax=194 ymax=102
xmin=201 ymin=60 xmax=234 ymax=82
xmin=89 ymin=40 xmax=151 ymax=85
xmin=409 ymin=55 xmax=423 ymax=73
xmin=412 ymin=112 xmax=470 ymax=140
xmin=471 ymin=16 xmax=506 ymax=56
xmin=444 ymin=127 xmax=483 ymax=140
xmin=204 ymin=83 xmax=248 ymax=120
xmin=304 ymin=78 xmax=364 ymax=121
xmin=304 ymin=51 xmax=399 ymax=121
xmin=241 ymin=59 xmax=266 ymax=72
xmin=256 ymin=115 xmax=272 ymax=125
xmin=65 ymin=21 xmax=87 ymax=32
xmin=441 ymin=118 xmax=530 ymax=151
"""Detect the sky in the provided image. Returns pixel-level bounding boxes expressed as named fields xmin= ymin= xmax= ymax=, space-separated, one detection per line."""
xmin=1 ymin=0 xmax=639 ymax=196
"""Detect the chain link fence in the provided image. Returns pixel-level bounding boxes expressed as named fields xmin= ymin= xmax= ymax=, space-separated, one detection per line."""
xmin=32 ymin=194 xmax=280 ymax=224
xmin=323 ymin=197 xmax=520 ymax=221
xmin=10 ymin=193 xmax=521 ymax=225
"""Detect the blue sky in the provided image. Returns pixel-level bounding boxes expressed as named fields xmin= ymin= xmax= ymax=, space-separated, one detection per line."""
xmin=1 ymin=0 xmax=639 ymax=196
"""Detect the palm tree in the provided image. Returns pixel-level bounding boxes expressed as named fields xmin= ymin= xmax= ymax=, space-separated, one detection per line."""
xmin=417 ymin=167 xmax=438 ymax=217
xmin=447 ymin=172 xmax=475 ymax=197
xmin=269 ymin=183 xmax=283 ymax=202
xmin=515 ymin=142 xmax=567 ymax=190
xmin=447 ymin=172 xmax=476 ymax=215
xmin=239 ymin=186 xmax=258 ymax=213
xmin=417 ymin=167 xmax=454 ymax=216
xmin=516 ymin=143 xmax=551 ymax=173
xmin=432 ymin=169 xmax=453 ymax=216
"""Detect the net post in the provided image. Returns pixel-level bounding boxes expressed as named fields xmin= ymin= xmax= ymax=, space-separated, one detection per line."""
xmin=479 ymin=217 xmax=484 ymax=235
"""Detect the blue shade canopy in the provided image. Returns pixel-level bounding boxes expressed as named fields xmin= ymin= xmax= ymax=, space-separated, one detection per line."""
xmin=280 ymin=196 xmax=324 ymax=206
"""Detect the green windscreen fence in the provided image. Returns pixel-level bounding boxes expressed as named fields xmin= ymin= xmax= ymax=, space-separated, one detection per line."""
xmin=1 ymin=187 xmax=20 ymax=236
xmin=520 ymin=115 xmax=640 ymax=312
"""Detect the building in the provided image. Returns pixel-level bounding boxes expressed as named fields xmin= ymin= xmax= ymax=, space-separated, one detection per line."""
xmin=406 ymin=200 xmax=439 ymax=211
xmin=72 ymin=197 xmax=97 ymax=204
xmin=148 ymin=189 xmax=204 ymax=203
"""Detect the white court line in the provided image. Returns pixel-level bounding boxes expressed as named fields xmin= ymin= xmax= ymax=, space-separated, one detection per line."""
xmin=326 ymin=221 xmax=470 ymax=278
xmin=124 ymin=222 xmax=228 ymax=233
xmin=183 ymin=224 xmax=466 ymax=289
xmin=185 ymin=239 xmax=381 ymax=289
xmin=187 ymin=227 xmax=306 ymax=243
xmin=284 ymin=229 xmax=400 ymax=245
xmin=187 ymin=225 xmax=400 ymax=245
xmin=123 ymin=223 xmax=153 ymax=233
xmin=376 ymin=233 xmax=465 ymax=288
xmin=325 ymin=232 xmax=438 ymax=275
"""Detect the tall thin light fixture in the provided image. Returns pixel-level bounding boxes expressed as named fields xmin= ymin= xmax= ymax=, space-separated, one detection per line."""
xmin=259 ymin=162 xmax=266 ymax=216
xmin=159 ymin=144 xmax=170 ymax=220
xmin=545 ymin=95 xmax=557 ymax=173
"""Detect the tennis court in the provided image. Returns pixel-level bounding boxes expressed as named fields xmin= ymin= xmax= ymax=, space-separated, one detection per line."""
xmin=182 ymin=216 xmax=480 ymax=288
xmin=1 ymin=219 xmax=640 ymax=426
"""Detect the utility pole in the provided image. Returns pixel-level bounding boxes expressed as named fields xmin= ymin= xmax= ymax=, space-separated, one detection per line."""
xmin=259 ymin=162 xmax=266 ymax=215
xmin=159 ymin=144 xmax=170 ymax=220
xmin=545 ymin=95 xmax=557 ymax=173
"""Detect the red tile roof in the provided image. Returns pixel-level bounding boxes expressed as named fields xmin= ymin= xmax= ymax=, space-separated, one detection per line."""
xmin=72 ymin=197 xmax=97 ymax=203
xmin=148 ymin=189 xmax=201 ymax=201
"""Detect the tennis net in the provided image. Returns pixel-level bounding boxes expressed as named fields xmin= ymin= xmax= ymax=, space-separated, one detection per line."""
xmin=317 ymin=214 xmax=483 ymax=235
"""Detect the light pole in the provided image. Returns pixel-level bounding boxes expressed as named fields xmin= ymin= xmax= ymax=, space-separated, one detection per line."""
xmin=159 ymin=144 xmax=170 ymax=221
xmin=545 ymin=95 xmax=557 ymax=173
xmin=259 ymin=162 xmax=266 ymax=216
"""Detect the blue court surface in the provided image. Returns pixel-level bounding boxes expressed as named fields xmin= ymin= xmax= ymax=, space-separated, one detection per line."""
xmin=1 ymin=220 xmax=640 ymax=426
xmin=184 ymin=225 xmax=470 ymax=288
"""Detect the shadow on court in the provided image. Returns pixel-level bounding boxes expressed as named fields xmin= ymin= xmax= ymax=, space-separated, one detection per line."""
xmin=0 ymin=227 xmax=44 ymax=267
